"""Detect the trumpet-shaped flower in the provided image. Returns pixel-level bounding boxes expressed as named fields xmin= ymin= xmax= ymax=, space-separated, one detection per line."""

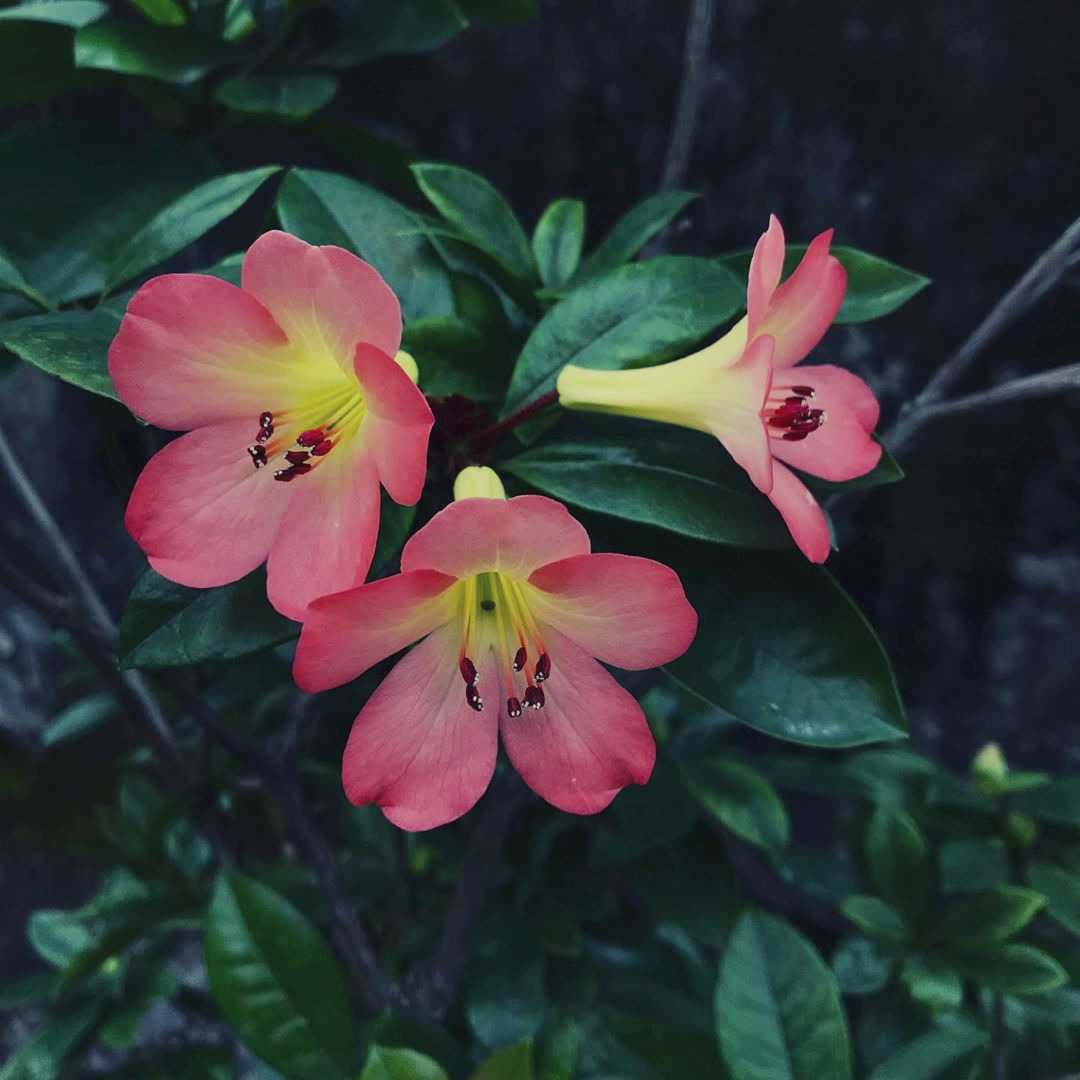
xmin=293 ymin=467 xmax=698 ymax=831
xmin=557 ymin=215 xmax=881 ymax=562
xmin=109 ymin=231 xmax=433 ymax=620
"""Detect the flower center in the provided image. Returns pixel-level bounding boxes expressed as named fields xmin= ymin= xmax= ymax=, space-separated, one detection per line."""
xmin=762 ymin=383 xmax=825 ymax=442
xmin=456 ymin=571 xmax=551 ymax=719
xmin=246 ymin=382 xmax=366 ymax=482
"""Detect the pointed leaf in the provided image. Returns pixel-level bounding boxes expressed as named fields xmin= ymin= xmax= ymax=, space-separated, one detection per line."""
xmin=317 ymin=0 xmax=467 ymax=67
xmin=75 ymin=19 xmax=235 ymax=84
xmin=1027 ymin=862 xmax=1080 ymax=935
xmin=948 ymin=944 xmax=1066 ymax=996
xmin=868 ymin=1019 xmax=986 ymax=1080
xmin=0 ymin=1 xmax=105 ymax=27
xmin=532 ymin=199 xmax=585 ymax=289
xmin=681 ymin=759 xmax=789 ymax=855
xmin=472 ymin=1041 xmax=535 ymax=1080
xmin=360 ymin=1046 xmax=449 ymax=1080
xmin=864 ymin=804 xmax=930 ymax=917
xmin=840 ymin=896 xmax=908 ymax=944
xmin=936 ymin=886 xmax=1045 ymax=946
xmin=900 ymin=958 xmax=963 ymax=1011
xmin=0 ymin=246 xmax=53 ymax=310
xmin=216 ymin=75 xmax=338 ymax=119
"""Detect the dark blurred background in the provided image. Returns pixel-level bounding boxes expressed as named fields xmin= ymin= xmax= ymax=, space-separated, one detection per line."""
xmin=2 ymin=0 xmax=1078 ymax=994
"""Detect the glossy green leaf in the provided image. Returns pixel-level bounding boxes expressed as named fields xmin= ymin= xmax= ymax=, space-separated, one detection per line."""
xmin=216 ymin=75 xmax=338 ymax=119
xmin=75 ymin=19 xmax=235 ymax=84
xmin=105 ymin=166 xmax=280 ymax=292
xmin=29 ymin=911 xmax=94 ymax=968
xmin=360 ymin=1046 xmax=449 ymax=1080
xmin=832 ymin=936 xmax=892 ymax=995
xmin=840 ymin=896 xmax=908 ymax=944
xmin=43 ymin=693 xmax=115 ymax=746
xmin=937 ymin=886 xmax=1045 ymax=946
xmin=128 ymin=0 xmax=187 ymax=26
xmin=118 ymin=568 xmax=296 ymax=670
xmin=938 ymin=837 xmax=1010 ymax=894
xmin=413 ymin=163 xmax=536 ymax=282
xmin=503 ymin=428 xmax=792 ymax=549
xmin=404 ymin=316 xmax=508 ymax=401
xmin=503 ymin=256 xmax=743 ymax=417
xmin=204 ymin=870 xmax=355 ymax=1079
xmin=532 ymin=199 xmax=585 ymax=289
xmin=0 ymin=999 xmax=104 ymax=1080
xmin=865 ymin=804 xmax=930 ymax=917
xmin=472 ymin=1041 xmax=535 ymax=1080
xmin=659 ymin=539 xmax=906 ymax=747
xmin=0 ymin=21 xmax=78 ymax=106
xmin=1028 ymin=862 xmax=1080 ymax=935
xmin=316 ymin=0 xmax=467 ymax=67
xmin=276 ymin=168 xmax=454 ymax=321
xmin=467 ymin=928 xmax=546 ymax=1050
xmin=0 ymin=246 xmax=53 ymax=310
xmin=681 ymin=759 xmax=789 ymax=854
xmin=573 ymin=191 xmax=698 ymax=283
xmin=900 ymin=957 xmax=963 ymax=1011
xmin=948 ymin=945 xmax=1067 ymax=996
xmin=0 ymin=1 xmax=105 ymax=27
xmin=867 ymin=1019 xmax=985 ymax=1080
xmin=716 ymin=911 xmax=852 ymax=1080
xmin=717 ymin=244 xmax=929 ymax=325
xmin=0 ymin=308 xmax=119 ymax=399
xmin=1011 ymin=778 xmax=1080 ymax=826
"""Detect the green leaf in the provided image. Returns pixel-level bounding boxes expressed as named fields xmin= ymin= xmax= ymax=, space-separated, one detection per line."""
xmin=1027 ymin=862 xmax=1080 ymax=935
xmin=937 ymin=887 xmax=1045 ymax=946
xmin=43 ymin=693 xmax=115 ymax=746
xmin=128 ymin=0 xmax=188 ymax=26
xmin=317 ymin=0 xmax=467 ymax=67
xmin=503 ymin=427 xmax=792 ymax=549
xmin=948 ymin=944 xmax=1067 ymax=996
xmin=867 ymin=1019 xmax=986 ymax=1080
xmin=840 ymin=897 xmax=908 ymax=944
xmin=832 ymin=936 xmax=892 ymax=996
xmin=360 ymin=1046 xmax=449 ymax=1080
xmin=216 ymin=75 xmax=338 ymax=119
xmin=75 ymin=19 xmax=235 ymax=84
xmin=457 ymin=0 xmax=536 ymax=19
xmin=938 ymin=837 xmax=1010 ymax=894
xmin=1011 ymin=778 xmax=1080 ymax=827
xmin=404 ymin=316 xmax=507 ymax=401
xmin=28 ymin=911 xmax=94 ymax=968
xmin=681 ymin=759 xmax=789 ymax=855
xmin=0 ymin=246 xmax=53 ymax=310
xmin=659 ymin=539 xmax=906 ymax=747
xmin=716 ymin=911 xmax=852 ymax=1080
xmin=717 ymin=245 xmax=930 ymax=324
xmin=105 ymin=166 xmax=280 ymax=292
xmin=532 ymin=199 xmax=585 ymax=289
xmin=502 ymin=256 xmax=743 ymax=418
xmin=0 ymin=308 xmax=119 ymax=399
xmin=118 ymin=568 xmax=296 ymax=670
xmin=413 ymin=163 xmax=536 ymax=283
xmin=573 ymin=191 xmax=698 ymax=283
xmin=472 ymin=1041 xmax=535 ymax=1080
xmin=900 ymin=957 xmax=963 ymax=1011
xmin=467 ymin=927 xmax=546 ymax=1050
xmin=0 ymin=21 xmax=77 ymax=106
xmin=276 ymin=168 xmax=454 ymax=321
xmin=0 ymin=999 xmax=104 ymax=1080
xmin=204 ymin=870 xmax=355 ymax=1079
xmin=0 ymin=1 xmax=106 ymax=27
xmin=864 ymin=804 xmax=930 ymax=917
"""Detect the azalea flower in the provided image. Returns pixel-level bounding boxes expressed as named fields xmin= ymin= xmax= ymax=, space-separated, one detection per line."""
xmin=109 ymin=231 xmax=433 ymax=620
xmin=293 ymin=467 xmax=698 ymax=831
xmin=556 ymin=215 xmax=881 ymax=562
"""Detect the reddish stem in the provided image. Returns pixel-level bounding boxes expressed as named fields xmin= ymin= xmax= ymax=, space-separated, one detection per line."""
xmin=469 ymin=389 xmax=559 ymax=450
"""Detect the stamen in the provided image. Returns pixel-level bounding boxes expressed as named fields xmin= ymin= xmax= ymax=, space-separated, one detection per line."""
xmin=789 ymin=385 xmax=815 ymax=398
xmin=311 ymin=439 xmax=334 ymax=457
xmin=459 ymin=657 xmax=478 ymax=685
xmin=535 ymin=653 xmax=551 ymax=683
xmin=513 ymin=646 xmax=527 ymax=672
xmin=273 ymin=463 xmax=313 ymax=482
xmin=285 ymin=450 xmax=310 ymax=465
xmin=466 ymin=683 xmax=484 ymax=712
xmin=247 ymin=445 xmax=268 ymax=469
xmin=524 ymin=685 xmax=545 ymax=710
xmin=507 ymin=696 xmax=523 ymax=718
xmin=256 ymin=410 xmax=275 ymax=443
xmin=296 ymin=429 xmax=325 ymax=448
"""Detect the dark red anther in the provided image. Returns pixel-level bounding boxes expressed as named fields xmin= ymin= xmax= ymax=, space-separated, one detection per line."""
xmin=466 ymin=683 xmax=484 ymax=712
xmin=297 ymin=429 xmax=325 ymax=447
xmin=535 ymin=653 xmax=551 ymax=683
xmin=285 ymin=450 xmax=310 ymax=466
xmin=768 ymin=409 xmax=810 ymax=429
xmin=507 ymin=696 xmax=523 ymax=718
xmin=784 ymin=395 xmax=806 ymax=405
xmin=781 ymin=430 xmax=811 ymax=441
xmin=524 ymin=685 xmax=545 ymax=710
xmin=257 ymin=411 xmax=274 ymax=442
xmin=247 ymin=445 xmax=267 ymax=469
xmin=256 ymin=426 xmax=273 ymax=443
xmin=513 ymin=646 xmax=527 ymax=672
xmin=311 ymin=439 xmax=334 ymax=457
xmin=789 ymin=385 xmax=815 ymax=398
xmin=459 ymin=657 xmax=478 ymax=685
xmin=273 ymin=463 xmax=313 ymax=482
xmin=259 ymin=411 xmax=274 ymax=428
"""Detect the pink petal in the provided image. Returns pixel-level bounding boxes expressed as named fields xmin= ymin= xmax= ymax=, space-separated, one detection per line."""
xmin=527 ymin=553 xmax=697 ymax=670
xmin=768 ymin=461 xmax=832 ymax=563
xmin=401 ymin=495 xmax=591 ymax=580
xmin=265 ymin=443 xmax=381 ymax=621
xmin=108 ymin=274 xmax=294 ymax=431
xmin=354 ymin=343 xmax=434 ymax=506
xmin=770 ymin=364 xmax=882 ymax=481
xmin=746 ymin=214 xmax=785 ymax=340
xmin=341 ymin=624 xmax=499 ymax=831
xmin=293 ymin=570 xmax=458 ymax=693
xmin=707 ymin=333 xmax=775 ymax=493
xmin=759 ymin=229 xmax=846 ymax=369
xmin=242 ymin=231 xmax=402 ymax=375
xmin=499 ymin=628 xmax=655 ymax=815
xmin=126 ymin=418 xmax=292 ymax=587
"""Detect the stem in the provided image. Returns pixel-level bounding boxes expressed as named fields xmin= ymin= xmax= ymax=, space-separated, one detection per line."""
xmin=469 ymin=389 xmax=560 ymax=452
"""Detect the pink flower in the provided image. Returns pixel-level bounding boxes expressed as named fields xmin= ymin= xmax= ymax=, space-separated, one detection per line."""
xmin=557 ymin=215 xmax=881 ymax=562
xmin=109 ymin=231 xmax=433 ymax=620
xmin=293 ymin=467 xmax=698 ymax=831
